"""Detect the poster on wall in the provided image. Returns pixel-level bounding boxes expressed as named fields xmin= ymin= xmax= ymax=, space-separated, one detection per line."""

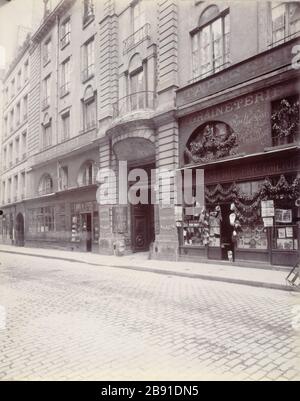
xmin=261 ymin=200 xmax=274 ymax=217
xmin=112 ymin=206 xmax=128 ymax=234
xmin=275 ymin=209 xmax=292 ymax=223
xmin=263 ymin=217 xmax=273 ymax=227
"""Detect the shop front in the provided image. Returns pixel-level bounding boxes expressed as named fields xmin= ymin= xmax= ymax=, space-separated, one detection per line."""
xmin=176 ymin=74 xmax=300 ymax=267
xmin=24 ymin=186 xmax=99 ymax=252
xmin=178 ymin=151 xmax=300 ymax=267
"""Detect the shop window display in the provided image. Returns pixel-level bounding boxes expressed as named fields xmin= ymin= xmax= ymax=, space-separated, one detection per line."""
xmin=272 ymin=204 xmax=298 ymax=251
xmin=237 ymin=224 xmax=268 ymax=250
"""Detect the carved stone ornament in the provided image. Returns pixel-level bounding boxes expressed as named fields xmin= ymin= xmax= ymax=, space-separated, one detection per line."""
xmin=184 ymin=121 xmax=237 ymax=164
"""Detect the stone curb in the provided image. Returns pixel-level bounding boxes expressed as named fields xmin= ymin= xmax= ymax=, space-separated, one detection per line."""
xmin=0 ymin=249 xmax=296 ymax=292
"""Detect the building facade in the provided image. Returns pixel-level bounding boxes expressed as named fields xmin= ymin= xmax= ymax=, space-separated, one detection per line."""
xmin=0 ymin=0 xmax=299 ymax=267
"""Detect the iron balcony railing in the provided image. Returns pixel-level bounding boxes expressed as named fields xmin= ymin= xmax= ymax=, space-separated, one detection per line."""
xmin=113 ymin=91 xmax=156 ymax=118
xmin=123 ymin=23 xmax=151 ymax=54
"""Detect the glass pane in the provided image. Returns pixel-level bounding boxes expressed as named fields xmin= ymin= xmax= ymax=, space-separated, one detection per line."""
xmin=200 ymin=25 xmax=211 ymax=76
xmin=272 ymin=3 xmax=286 ymax=44
xmin=289 ymin=2 xmax=300 ymax=35
xmin=212 ymin=18 xmax=223 ymax=71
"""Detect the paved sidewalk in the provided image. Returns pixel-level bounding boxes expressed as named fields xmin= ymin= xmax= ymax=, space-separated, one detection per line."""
xmin=0 ymin=244 xmax=296 ymax=292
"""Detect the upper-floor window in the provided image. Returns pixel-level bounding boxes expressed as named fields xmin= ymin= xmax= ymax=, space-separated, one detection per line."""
xmin=17 ymin=70 xmax=21 ymax=90
xmin=60 ymin=57 xmax=71 ymax=96
xmin=133 ymin=0 xmax=145 ymax=33
xmin=5 ymin=87 xmax=8 ymax=104
xmin=42 ymin=121 xmax=52 ymax=149
xmin=191 ymin=6 xmax=230 ymax=81
xmin=23 ymin=95 xmax=28 ymax=120
xmin=43 ymin=37 xmax=52 ymax=65
xmin=10 ymin=109 xmax=14 ymax=132
xmin=271 ymin=95 xmax=299 ymax=146
xmin=61 ymin=110 xmax=70 ymax=141
xmin=78 ymin=160 xmax=95 ymax=187
xmin=130 ymin=67 xmax=145 ymax=110
xmin=42 ymin=75 xmax=51 ymax=109
xmin=61 ymin=17 xmax=71 ymax=48
xmin=11 ymin=78 xmax=15 ymax=98
xmin=58 ymin=165 xmax=68 ymax=190
xmin=271 ymin=2 xmax=300 ymax=46
xmin=4 ymin=116 xmax=8 ymax=137
xmin=82 ymin=86 xmax=96 ymax=130
xmin=24 ymin=60 xmax=29 ymax=82
xmin=38 ymin=174 xmax=53 ymax=196
xmin=82 ymin=37 xmax=94 ymax=82
xmin=83 ymin=0 xmax=94 ymax=26
xmin=16 ymin=102 xmax=21 ymax=126
xmin=3 ymin=147 xmax=7 ymax=169
xmin=22 ymin=131 xmax=27 ymax=159
xmin=15 ymin=137 xmax=20 ymax=163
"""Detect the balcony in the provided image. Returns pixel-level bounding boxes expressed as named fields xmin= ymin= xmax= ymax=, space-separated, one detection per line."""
xmin=60 ymin=82 xmax=70 ymax=97
xmin=123 ymin=23 xmax=151 ymax=54
xmin=113 ymin=91 xmax=156 ymax=118
xmin=21 ymin=194 xmax=25 ymax=200
xmin=14 ymin=196 xmax=17 ymax=202
xmin=42 ymin=97 xmax=50 ymax=110
xmin=81 ymin=64 xmax=94 ymax=83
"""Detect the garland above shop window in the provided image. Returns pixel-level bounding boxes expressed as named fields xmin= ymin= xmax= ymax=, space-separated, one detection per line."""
xmin=271 ymin=98 xmax=299 ymax=139
xmin=205 ymin=175 xmax=300 ymax=226
xmin=185 ymin=122 xmax=237 ymax=164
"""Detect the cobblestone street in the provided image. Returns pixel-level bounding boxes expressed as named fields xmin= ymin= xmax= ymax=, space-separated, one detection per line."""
xmin=0 ymin=252 xmax=299 ymax=381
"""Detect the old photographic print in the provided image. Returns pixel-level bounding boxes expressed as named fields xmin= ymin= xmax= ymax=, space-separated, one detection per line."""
xmin=0 ymin=0 xmax=299 ymax=384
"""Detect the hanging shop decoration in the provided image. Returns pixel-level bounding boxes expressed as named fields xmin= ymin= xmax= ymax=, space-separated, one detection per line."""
xmin=205 ymin=175 xmax=300 ymax=226
xmin=271 ymin=98 xmax=299 ymax=141
xmin=184 ymin=122 xmax=238 ymax=164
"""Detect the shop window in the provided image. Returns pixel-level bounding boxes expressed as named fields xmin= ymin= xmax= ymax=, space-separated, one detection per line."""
xmin=38 ymin=174 xmax=53 ymax=196
xmin=191 ymin=6 xmax=230 ymax=81
xmin=271 ymin=2 xmax=300 ymax=47
xmin=271 ymin=95 xmax=299 ymax=146
xmin=29 ymin=207 xmax=55 ymax=233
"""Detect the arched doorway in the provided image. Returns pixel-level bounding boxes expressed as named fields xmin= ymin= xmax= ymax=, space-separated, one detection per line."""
xmin=15 ymin=213 xmax=25 ymax=247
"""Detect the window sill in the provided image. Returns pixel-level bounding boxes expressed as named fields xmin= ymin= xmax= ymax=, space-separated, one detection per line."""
xmin=82 ymin=15 xmax=95 ymax=30
xmin=81 ymin=72 xmax=94 ymax=84
xmin=60 ymin=40 xmax=70 ymax=51
xmin=43 ymin=59 xmax=51 ymax=68
xmin=60 ymin=90 xmax=70 ymax=99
